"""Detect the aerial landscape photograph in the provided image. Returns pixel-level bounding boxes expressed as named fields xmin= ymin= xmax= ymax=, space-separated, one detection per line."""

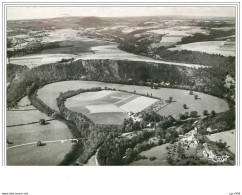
xmin=5 ymin=6 xmax=236 ymax=166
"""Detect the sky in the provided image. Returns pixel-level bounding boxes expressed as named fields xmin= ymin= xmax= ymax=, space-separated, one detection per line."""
xmin=7 ymin=6 xmax=236 ymax=21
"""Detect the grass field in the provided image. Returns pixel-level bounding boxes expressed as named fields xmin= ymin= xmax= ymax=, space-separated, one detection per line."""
xmin=7 ymin=110 xmax=52 ymax=126
xmin=129 ymin=143 xmax=171 ymax=166
xmin=7 ymin=102 xmax=73 ymax=165
xmin=37 ymin=81 xmax=229 ymax=121
xmin=7 ymin=120 xmax=72 ymax=146
xmin=207 ymin=129 xmax=235 ymax=154
xmin=7 ymin=118 xmax=73 ymax=165
xmin=7 ymin=142 xmax=73 ymax=166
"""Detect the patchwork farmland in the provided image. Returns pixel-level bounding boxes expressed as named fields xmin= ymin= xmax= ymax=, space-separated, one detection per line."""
xmin=65 ymin=90 xmax=159 ymax=124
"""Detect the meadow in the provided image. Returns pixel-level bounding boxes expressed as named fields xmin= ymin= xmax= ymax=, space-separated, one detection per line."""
xmin=37 ymin=81 xmax=229 ymax=120
xmin=7 ymin=142 xmax=73 ymax=166
xmin=7 ymin=120 xmax=72 ymax=146
xmin=7 ymin=110 xmax=51 ymax=126
xmin=207 ymin=129 xmax=235 ymax=154
xmin=7 ymin=98 xmax=73 ymax=165
xmin=129 ymin=143 xmax=171 ymax=166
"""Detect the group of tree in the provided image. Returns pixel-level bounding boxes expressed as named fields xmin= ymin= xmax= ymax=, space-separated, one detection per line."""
xmin=97 ymin=130 xmax=155 ymax=165
xmin=179 ymin=29 xmax=235 ymax=45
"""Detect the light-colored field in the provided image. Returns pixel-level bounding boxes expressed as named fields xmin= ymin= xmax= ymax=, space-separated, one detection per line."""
xmin=7 ymin=110 xmax=51 ymax=126
xmin=149 ymin=29 xmax=190 ymax=36
xmin=7 ymin=142 xmax=73 ymax=166
xmin=119 ymin=96 xmax=158 ymax=113
xmin=42 ymin=29 xmax=82 ymax=42
xmin=65 ymin=90 xmax=156 ymax=124
xmin=121 ymin=26 xmax=154 ymax=34
xmin=37 ymin=81 xmax=229 ymax=120
xmin=169 ymin=41 xmax=235 ymax=57
xmin=149 ymin=27 xmax=209 ymax=47
xmin=86 ymin=104 xmax=124 ymax=113
xmin=207 ymin=129 xmax=235 ymax=154
xmin=211 ymin=27 xmax=235 ymax=31
xmin=10 ymin=53 xmax=79 ymax=68
xmin=159 ymin=36 xmax=184 ymax=47
xmin=129 ymin=143 xmax=171 ymax=166
xmin=71 ymin=90 xmax=114 ymax=101
xmin=149 ymin=27 xmax=209 ymax=36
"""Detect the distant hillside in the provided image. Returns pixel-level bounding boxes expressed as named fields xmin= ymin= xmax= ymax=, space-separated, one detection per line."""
xmin=76 ymin=16 xmax=112 ymax=27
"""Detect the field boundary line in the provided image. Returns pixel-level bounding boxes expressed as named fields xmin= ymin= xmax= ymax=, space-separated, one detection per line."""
xmin=7 ymin=108 xmax=38 ymax=111
xmin=7 ymin=138 xmax=84 ymax=150
xmin=7 ymin=119 xmax=55 ymax=128
xmin=114 ymin=94 xmax=135 ymax=105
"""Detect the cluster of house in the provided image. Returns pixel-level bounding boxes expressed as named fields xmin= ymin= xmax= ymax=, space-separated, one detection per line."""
xmin=178 ymin=126 xmax=219 ymax=161
xmin=179 ymin=129 xmax=199 ymax=149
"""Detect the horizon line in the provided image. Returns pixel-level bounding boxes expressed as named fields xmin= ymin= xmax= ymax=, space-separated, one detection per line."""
xmin=7 ymin=14 xmax=236 ymax=22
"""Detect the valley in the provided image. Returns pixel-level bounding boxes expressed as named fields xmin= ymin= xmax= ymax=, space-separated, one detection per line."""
xmin=6 ymin=14 xmax=236 ymax=166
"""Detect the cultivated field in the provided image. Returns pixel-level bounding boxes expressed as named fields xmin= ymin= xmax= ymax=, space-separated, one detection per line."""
xmin=169 ymin=41 xmax=235 ymax=57
xmin=149 ymin=27 xmax=209 ymax=47
xmin=129 ymin=143 xmax=171 ymax=166
xmin=207 ymin=129 xmax=235 ymax=154
xmin=37 ymin=81 xmax=229 ymax=121
xmin=65 ymin=90 xmax=157 ymax=124
xmin=119 ymin=96 xmax=158 ymax=113
xmin=86 ymin=104 xmax=123 ymax=113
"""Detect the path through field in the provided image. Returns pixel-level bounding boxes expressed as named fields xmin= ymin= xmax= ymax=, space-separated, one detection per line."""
xmin=7 ymin=138 xmax=82 ymax=150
